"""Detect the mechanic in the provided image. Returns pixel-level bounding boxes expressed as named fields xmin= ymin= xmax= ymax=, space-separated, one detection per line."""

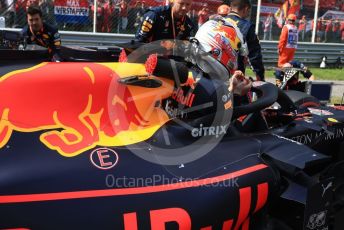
xmin=225 ymin=0 xmax=265 ymax=81
xmin=277 ymin=14 xmax=298 ymax=67
xmin=22 ymin=6 xmax=62 ymax=62
xmin=135 ymin=0 xmax=195 ymax=43
xmin=163 ymin=17 xmax=252 ymax=121
xmin=217 ymin=4 xmax=231 ymax=17
xmin=275 ymin=61 xmax=315 ymax=92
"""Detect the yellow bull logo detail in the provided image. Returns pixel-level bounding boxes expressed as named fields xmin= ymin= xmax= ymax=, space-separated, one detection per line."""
xmin=0 ymin=62 xmax=171 ymax=157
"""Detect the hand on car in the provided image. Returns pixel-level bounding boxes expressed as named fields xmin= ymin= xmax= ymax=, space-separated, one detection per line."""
xmin=229 ymin=71 xmax=252 ymax=96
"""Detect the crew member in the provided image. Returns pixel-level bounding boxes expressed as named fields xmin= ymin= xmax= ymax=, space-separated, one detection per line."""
xmin=209 ymin=4 xmax=231 ymax=20
xmin=275 ymin=60 xmax=315 ymax=91
xmin=226 ymin=0 xmax=265 ymax=81
xmin=217 ymin=4 xmax=231 ymax=17
xmin=278 ymin=14 xmax=298 ymax=67
xmin=135 ymin=0 xmax=195 ymax=43
xmin=22 ymin=6 xmax=62 ymax=61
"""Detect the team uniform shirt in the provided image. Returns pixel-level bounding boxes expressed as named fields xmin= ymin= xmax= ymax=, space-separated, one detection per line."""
xmin=225 ymin=12 xmax=265 ymax=81
xmin=278 ymin=23 xmax=298 ymax=67
xmin=135 ymin=5 xmax=195 ymax=43
xmin=22 ymin=23 xmax=61 ymax=60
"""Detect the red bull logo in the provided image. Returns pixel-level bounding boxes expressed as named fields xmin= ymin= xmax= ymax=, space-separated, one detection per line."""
xmin=0 ymin=62 xmax=172 ymax=157
xmin=214 ymin=25 xmax=241 ymax=52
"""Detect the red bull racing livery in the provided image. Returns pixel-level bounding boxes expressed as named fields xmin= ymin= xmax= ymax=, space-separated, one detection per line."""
xmin=0 ymin=43 xmax=344 ymax=230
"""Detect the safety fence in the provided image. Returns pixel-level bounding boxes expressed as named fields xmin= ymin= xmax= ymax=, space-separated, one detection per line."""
xmin=57 ymin=31 xmax=344 ymax=67
xmin=0 ymin=0 xmax=344 ymax=44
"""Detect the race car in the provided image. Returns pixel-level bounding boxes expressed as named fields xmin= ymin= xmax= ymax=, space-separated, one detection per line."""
xmin=0 ymin=40 xmax=343 ymax=230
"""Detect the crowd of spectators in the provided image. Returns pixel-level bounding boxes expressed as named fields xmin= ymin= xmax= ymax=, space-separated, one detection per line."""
xmin=0 ymin=0 xmax=343 ymax=43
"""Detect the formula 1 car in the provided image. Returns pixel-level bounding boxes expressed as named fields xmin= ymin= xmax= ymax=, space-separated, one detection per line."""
xmin=0 ymin=40 xmax=343 ymax=230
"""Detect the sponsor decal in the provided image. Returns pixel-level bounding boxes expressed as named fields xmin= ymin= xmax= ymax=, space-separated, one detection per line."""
xmin=171 ymin=88 xmax=195 ymax=108
xmin=332 ymin=105 xmax=344 ymax=111
xmin=90 ymin=148 xmax=119 ymax=170
xmin=141 ymin=25 xmax=150 ymax=32
xmin=327 ymin=118 xmax=338 ymax=123
xmin=304 ymin=118 xmax=313 ymax=123
xmin=191 ymin=124 xmax=228 ymax=138
xmin=222 ymin=93 xmax=231 ymax=102
xmin=164 ymin=100 xmax=186 ymax=119
xmin=143 ymin=21 xmax=152 ymax=29
xmin=321 ymin=182 xmax=332 ymax=197
xmin=272 ymin=134 xmax=302 ymax=145
xmin=224 ymin=100 xmax=232 ymax=110
xmin=145 ymin=16 xmax=153 ymax=23
xmin=306 ymin=211 xmax=327 ymax=230
xmin=222 ymin=92 xmax=232 ymax=110
xmin=291 ymin=128 xmax=344 ymax=145
xmin=308 ymin=108 xmax=334 ymax=116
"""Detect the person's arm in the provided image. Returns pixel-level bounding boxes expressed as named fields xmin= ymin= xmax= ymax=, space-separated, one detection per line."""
xmin=229 ymin=70 xmax=252 ymax=96
xmin=301 ymin=66 xmax=315 ymax=81
xmin=48 ymin=26 xmax=62 ymax=61
xmin=135 ymin=10 xmax=156 ymax=43
xmin=246 ymin=24 xmax=265 ymax=81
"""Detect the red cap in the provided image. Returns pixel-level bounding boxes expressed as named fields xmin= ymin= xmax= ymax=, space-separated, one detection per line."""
xmin=287 ymin=14 xmax=297 ymax=21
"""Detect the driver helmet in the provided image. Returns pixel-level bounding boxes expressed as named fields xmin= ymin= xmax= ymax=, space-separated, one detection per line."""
xmin=194 ymin=18 xmax=248 ymax=74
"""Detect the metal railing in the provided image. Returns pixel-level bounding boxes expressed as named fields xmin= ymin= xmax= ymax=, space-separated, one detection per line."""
xmin=2 ymin=29 xmax=344 ymax=67
xmin=262 ymin=41 xmax=344 ymax=67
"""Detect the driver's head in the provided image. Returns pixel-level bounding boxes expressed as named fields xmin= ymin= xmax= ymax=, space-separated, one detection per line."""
xmin=27 ymin=6 xmax=43 ymax=33
xmin=230 ymin=0 xmax=251 ymax=19
xmin=287 ymin=14 xmax=296 ymax=24
xmin=194 ymin=19 xmax=247 ymax=74
xmin=172 ymin=0 xmax=193 ymax=19
xmin=217 ymin=4 xmax=230 ymax=17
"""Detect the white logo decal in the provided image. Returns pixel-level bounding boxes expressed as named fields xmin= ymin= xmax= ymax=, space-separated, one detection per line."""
xmin=306 ymin=211 xmax=327 ymax=230
xmin=321 ymin=182 xmax=332 ymax=197
xmin=191 ymin=124 xmax=227 ymax=138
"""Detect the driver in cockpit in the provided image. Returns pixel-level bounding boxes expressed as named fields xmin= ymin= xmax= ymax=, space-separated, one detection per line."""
xmin=164 ymin=16 xmax=252 ymax=120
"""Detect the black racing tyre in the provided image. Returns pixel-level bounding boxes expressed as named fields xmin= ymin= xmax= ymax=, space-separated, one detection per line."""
xmin=284 ymin=90 xmax=320 ymax=108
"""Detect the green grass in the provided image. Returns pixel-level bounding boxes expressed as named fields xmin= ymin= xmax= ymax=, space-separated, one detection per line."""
xmin=331 ymin=96 xmax=344 ymax=105
xmin=245 ymin=68 xmax=344 ymax=81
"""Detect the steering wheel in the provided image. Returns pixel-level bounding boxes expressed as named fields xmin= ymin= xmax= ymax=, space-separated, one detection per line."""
xmin=233 ymin=82 xmax=279 ymax=119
